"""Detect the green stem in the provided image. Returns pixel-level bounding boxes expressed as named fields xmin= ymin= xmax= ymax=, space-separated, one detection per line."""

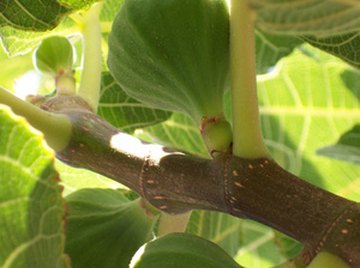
xmin=157 ymin=211 xmax=192 ymax=236
xmin=0 ymin=88 xmax=71 ymax=151
xmin=230 ymin=0 xmax=269 ymax=158
xmin=77 ymin=2 xmax=103 ymax=112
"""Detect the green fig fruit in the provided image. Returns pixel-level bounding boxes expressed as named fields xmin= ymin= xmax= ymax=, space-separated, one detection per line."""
xmin=34 ymin=36 xmax=74 ymax=76
xmin=307 ymin=252 xmax=349 ymax=268
xmin=201 ymin=115 xmax=232 ymax=156
xmin=130 ymin=233 xmax=242 ymax=268
xmin=108 ymin=0 xmax=229 ymax=123
xmin=65 ymin=189 xmax=159 ymax=268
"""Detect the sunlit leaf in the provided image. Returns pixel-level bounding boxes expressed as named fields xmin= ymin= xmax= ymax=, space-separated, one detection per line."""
xmin=318 ymin=124 xmax=360 ymax=165
xmin=0 ymin=105 xmax=68 ymax=267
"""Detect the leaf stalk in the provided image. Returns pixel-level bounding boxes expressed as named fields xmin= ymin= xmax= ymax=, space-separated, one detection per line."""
xmin=230 ymin=0 xmax=269 ymax=157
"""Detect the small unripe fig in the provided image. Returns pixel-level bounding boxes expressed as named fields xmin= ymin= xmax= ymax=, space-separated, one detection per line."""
xmin=34 ymin=36 xmax=74 ymax=76
xmin=201 ymin=115 xmax=232 ymax=156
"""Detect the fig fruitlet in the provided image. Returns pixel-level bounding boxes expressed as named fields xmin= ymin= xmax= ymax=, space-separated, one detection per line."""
xmin=34 ymin=35 xmax=74 ymax=76
xmin=108 ymin=0 xmax=229 ymax=123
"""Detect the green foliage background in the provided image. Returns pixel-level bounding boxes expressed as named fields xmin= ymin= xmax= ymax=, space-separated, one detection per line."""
xmin=0 ymin=0 xmax=359 ymax=267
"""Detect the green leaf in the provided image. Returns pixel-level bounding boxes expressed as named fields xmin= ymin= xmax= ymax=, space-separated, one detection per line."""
xmin=55 ymin=160 xmax=124 ymax=196
xmin=235 ymin=221 xmax=302 ymax=268
xmin=100 ymin=0 xmax=125 ymax=25
xmin=0 ymin=17 xmax=78 ymax=57
xmin=0 ymin=105 xmax=68 ymax=267
xmin=65 ymin=189 xmax=158 ymax=268
xmin=137 ymin=112 xmax=208 ymax=158
xmin=252 ymin=0 xmax=360 ymax=35
xmin=98 ymin=72 xmax=171 ymax=132
xmin=303 ymin=33 xmax=360 ymax=69
xmin=0 ymin=46 xmax=33 ymax=91
xmin=256 ymin=46 xmax=360 ymax=201
xmin=187 ymin=211 xmax=242 ymax=257
xmin=130 ymin=233 xmax=242 ymax=268
xmin=318 ymin=124 xmax=360 ymax=165
xmin=255 ymin=31 xmax=302 ymax=74
xmin=222 ymin=45 xmax=360 ymax=266
xmin=108 ymin=0 xmax=230 ymax=122
xmin=0 ymin=0 xmax=70 ymax=31
xmin=57 ymin=0 xmax=99 ymax=10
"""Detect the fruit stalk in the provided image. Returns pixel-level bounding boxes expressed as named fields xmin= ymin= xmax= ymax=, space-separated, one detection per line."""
xmin=230 ymin=0 xmax=268 ymax=158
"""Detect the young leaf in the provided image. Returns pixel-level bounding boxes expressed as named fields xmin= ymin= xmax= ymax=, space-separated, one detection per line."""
xmin=318 ymin=124 xmax=360 ymax=165
xmin=108 ymin=0 xmax=230 ymax=123
xmin=0 ymin=105 xmax=68 ymax=267
xmin=65 ymin=189 xmax=159 ymax=268
xmin=98 ymin=72 xmax=171 ymax=132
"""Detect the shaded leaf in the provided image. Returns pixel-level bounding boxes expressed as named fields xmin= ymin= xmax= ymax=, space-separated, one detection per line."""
xmin=65 ymin=188 xmax=158 ymax=268
xmin=98 ymin=72 xmax=171 ymax=132
xmin=255 ymin=30 xmax=302 ymax=74
xmin=303 ymin=33 xmax=360 ymax=69
xmin=107 ymin=0 xmax=230 ymax=122
xmin=318 ymin=124 xmax=360 ymax=165
xmin=0 ymin=105 xmax=68 ymax=267
xmin=130 ymin=233 xmax=242 ymax=268
xmin=137 ymin=112 xmax=208 ymax=158
xmin=0 ymin=0 xmax=70 ymax=31
xmin=58 ymin=0 xmax=99 ymax=10
xmin=251 ymin=0 xmax=360 ymax=36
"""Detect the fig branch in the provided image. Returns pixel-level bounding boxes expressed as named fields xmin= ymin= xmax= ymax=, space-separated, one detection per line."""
xmin=33 ymin=95 xmax=358 ymax=267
